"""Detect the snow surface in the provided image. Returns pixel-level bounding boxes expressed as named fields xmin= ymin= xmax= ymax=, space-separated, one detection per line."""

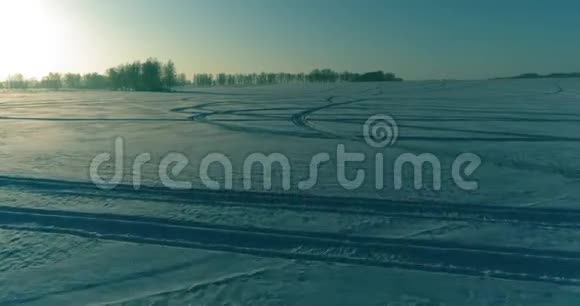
xmin=1 ymin=79 xmax=580 ymax=305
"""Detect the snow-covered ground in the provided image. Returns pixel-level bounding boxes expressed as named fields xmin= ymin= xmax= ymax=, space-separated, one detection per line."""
xmin=1 ymin=79 xmax=580 ymax=305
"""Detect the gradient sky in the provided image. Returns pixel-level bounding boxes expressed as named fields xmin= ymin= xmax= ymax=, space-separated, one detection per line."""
xmin=1 ymin=0 xmax=579 ymax=80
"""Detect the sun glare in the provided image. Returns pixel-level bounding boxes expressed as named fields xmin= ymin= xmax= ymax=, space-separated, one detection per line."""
xmin=0 ymin=0 xmax=67 ymax=79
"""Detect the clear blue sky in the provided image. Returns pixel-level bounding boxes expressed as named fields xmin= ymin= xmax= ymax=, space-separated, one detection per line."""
xmin=2 ymin=0 xmax=580 ymax=79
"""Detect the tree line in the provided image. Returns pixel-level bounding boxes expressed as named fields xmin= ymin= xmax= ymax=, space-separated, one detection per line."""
xmin=192 ymin=69 xmax=402 ymax=86
xmin=494 ymin=72 xmax=580 ymax=80
xmin=1 ymin=72 xmax=110 ymax=90
xmin=0 ymin=58 xmax=188 ymax=91
xmin=1 ymin=58 xmax=402 ymax=90
xmin=107 ymin=59 xmax=188 ymax=91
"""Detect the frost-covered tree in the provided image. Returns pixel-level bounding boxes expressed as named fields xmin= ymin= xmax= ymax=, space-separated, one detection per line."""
xmin=64 ymin=73 xmax=82 ymax=88
xmin=141 ymin=58 xmax=163 ymax=91
xmin=162 ymin=60 xmax=177 ymax=89
xmin=41 ymin=73 xmax=62 ymax=89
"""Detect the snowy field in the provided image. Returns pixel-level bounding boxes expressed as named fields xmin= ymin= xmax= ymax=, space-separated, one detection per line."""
xmin=1 ymin=79 xmax=580 ymax=305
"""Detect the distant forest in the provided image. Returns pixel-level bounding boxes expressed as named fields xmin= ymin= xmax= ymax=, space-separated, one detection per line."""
xmin=494 ymin=72 xmax=580 ymax=80
xmin=0 ymin=58 xmax=402 ymax=92
xmin=192 ymin=70 xmax=402 ymax=86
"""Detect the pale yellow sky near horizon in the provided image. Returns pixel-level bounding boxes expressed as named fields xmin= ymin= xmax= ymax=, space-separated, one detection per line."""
xmin=0 ymin=0 xmax=70 ymax=78
xmin=0 ymin=0 xmax=123 ymax=79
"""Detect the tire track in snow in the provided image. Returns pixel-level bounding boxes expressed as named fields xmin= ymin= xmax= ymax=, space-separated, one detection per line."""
xmin=288 ymin=83 xmax=580 ymax=179
xmin=169 ymin=81 xmax=573 ymax=142
xmin=2 ymin=176 xmax=580 ymax=231
xmin=291 ymin=86 xmax=580 ymax=143
xmin=100 ymin=264 xmax=289 ymax=306
xmin=1 ymin=206 xmax=579 ymax=286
